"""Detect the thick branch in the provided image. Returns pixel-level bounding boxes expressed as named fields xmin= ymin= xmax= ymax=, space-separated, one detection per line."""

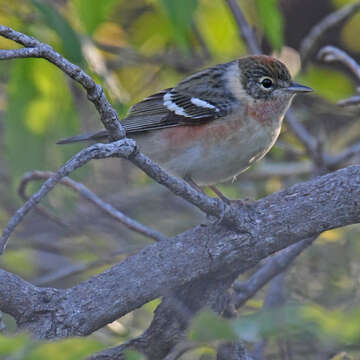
xmin=0 ymin=166 xmax=359 ymax=339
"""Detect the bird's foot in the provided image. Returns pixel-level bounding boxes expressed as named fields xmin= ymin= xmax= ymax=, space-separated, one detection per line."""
xmin=209 ymin=185 xmax=255 ymax=206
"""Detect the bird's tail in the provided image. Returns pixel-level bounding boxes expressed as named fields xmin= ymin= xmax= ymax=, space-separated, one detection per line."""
xmin=56 ymin=130 xmax=109 ymax=144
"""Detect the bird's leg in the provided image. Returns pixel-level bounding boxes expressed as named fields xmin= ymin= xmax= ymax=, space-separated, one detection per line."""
xmin=185 ymin=177 xmax=205 ymax=194
xmin=186 ymin=178 xmax=232 ymax=204
xmin=185 ymin=177 xmax=225 ymax=223
xmin=209 ymin=185 xmax=232 ymax=204
xmin=210 ymin=185 xmax=255 ymax=207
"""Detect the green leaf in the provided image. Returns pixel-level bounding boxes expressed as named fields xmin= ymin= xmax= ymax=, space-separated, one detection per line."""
xmin=4 ymin=59 xmax=80 ymax=189
xmin=124 ymin=349 xmax=145 ymax=360
xmin=32 ymin=0 xmax=83 ymax=64
xmin=28 ymin=338 xmax=104 ymax=360
xmin=233 ymin=304 xmax=360 ymax=344
xmin=159 ymin=0 xmax=198 ymax=52
xmin=73 ymin=0 xmax=118 ymax=36
xmin=2 ymin=249 xmax=36 ymax=278
xmin=296 ymin=65 xmax=354 ymax=103
xmin=188 ymin=310 xmax=237 ymax=342
xmin=197 ymin=0 xmax=245 ymax=59
xmin=0 ymin=334 xmax=31 ymax=355
xmin=256 ymin=0 xmax=284 ymax=50
xmin=232 ymin=305 xmax=307 ymax=342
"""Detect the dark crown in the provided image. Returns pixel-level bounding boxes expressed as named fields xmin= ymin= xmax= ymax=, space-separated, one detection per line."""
xmin=238 ymin=55 xmax=291 ymax=83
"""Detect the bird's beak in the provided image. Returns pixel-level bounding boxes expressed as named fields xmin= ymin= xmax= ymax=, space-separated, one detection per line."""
xmin=286 ymin=82 xmax=313 ymax=93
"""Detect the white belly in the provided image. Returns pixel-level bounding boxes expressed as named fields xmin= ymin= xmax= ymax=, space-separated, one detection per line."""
xmin=134 ymin=115 xmax=283 ymax=186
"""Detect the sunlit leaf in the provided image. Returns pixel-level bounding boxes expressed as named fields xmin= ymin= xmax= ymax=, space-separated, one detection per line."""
xmin=159 ymin=0 xmax=198 ymax=52
xmin=143 ymin=298 xmax=161 ymax=313
xmin=318 ymin=229 xmax=344 ymax=244
xmin=131 ymin=8 xmax=171 ymax=54
xmin=333 ymin=0 xmax=359 ymax=7
xmin=32 ymin=0 xmax=83 ymax=64
xmin=196 ymin=0 xmax=245 ymax=59
xmin=256 ymin=0 xmax=284 ymax=50
xmin=28 ymin=338 xmax=104 ymax=360
xmin=73 ymin=0 xmax=118 ymax=36
xmin=0 ymin=334 xmax=31 ymax=355
xmin=301 ymin=305 xmax=360 ymax=343
xmin=4 ymin=59 xmax=80 ymax=187
xmin=341 ymin=13 xmax=360 ymax=52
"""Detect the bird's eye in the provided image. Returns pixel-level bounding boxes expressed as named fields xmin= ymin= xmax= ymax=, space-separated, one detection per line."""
xmin=260 ymin=77 xmax=273 ymax=89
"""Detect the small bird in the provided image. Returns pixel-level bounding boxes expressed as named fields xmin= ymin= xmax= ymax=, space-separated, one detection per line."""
xmin=58 ymin=55 xmax=312 ymax=188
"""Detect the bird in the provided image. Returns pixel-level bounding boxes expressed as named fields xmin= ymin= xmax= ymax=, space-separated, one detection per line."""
xmin=58 ymin=55 xmax=312 ymax=192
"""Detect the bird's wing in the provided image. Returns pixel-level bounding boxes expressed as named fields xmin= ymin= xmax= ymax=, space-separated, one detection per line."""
xmin=122 ymin=65 xmax=233 ymax=134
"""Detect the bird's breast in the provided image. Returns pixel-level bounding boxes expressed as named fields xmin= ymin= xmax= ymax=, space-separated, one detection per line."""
xmin=245 ymin=97 xmax=289 ymax=126
xmin=135 ymin=110 xmax=283 ymax=185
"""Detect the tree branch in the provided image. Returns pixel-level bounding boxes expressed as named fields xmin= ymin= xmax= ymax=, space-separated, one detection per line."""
xmin=0 ymin=165 xmax=359 ymax=340
xmin=224 ymin=0 xmax=261 ymax=55
xmin=0 ymin=139 xmax=231 ymax=252
xmin=318 ymin=45 xmax=360 ymax=81
xmin=300 ymin=2 xmax=360 ymax=65
xmin=232 ymin=237 xmax=316 ymax=309
xmin=18 ymin=171 xmax=167 ymax=242
xmin=0 ymin=139 xmax=136 ymax=253
xmin=217 ymin=342 xmax=254 ymax=360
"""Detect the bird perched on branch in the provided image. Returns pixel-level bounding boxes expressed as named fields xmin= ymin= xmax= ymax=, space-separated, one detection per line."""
xmin=58 ymin=55 xmax=312 ymax=189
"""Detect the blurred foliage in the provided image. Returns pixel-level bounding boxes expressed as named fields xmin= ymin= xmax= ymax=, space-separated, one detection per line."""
xmin=0 ymin=334 xmax=104 ymax=359
xmin=32 ymin=0 xmax=84 ymax=64
xmin=0 ymin=0 xmax=360 ymax=359
xmin=189 ymin=310 xmax=237 ymax=343
xmin=159 ymin=0 xmax=198 ymax=52
xmin=297 ymin=65 xmax=355 ymax=103
xmin=255 ymin=0 xmax=284 ymax=50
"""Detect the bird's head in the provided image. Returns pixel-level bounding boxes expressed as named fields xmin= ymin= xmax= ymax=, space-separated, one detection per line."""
xmin=238 ymin=55 xmax=312 ymax=102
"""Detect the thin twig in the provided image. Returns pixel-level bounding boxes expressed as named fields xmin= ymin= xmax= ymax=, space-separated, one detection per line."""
xmin=0 ymin=139 xmax=137 ymax=253
xmin=19 ymin=171 xmax=167 ymax=242
xmin=251 ymin=273 xmax=286 ymax=360
xmin=318 ymin=45 xmax=360 ymax=81
xmin=224 ymin=0 xmax=261 ymax=55
xmin=285 ymin=110 xmax=320 ymax=164
xmin=326 ymin=141 xmax=360 ymax=169
xmin=232 ymin=237 xmax=316 ymax=309
xmin=0 ymin=25 xmax=124 ymax=139
xmin=337 ymin=95 xmax=360 ymax=107
xmin=35 ymin=245 xmax=142 ymax=286
xmin=315 ymin=46 xmax=360 ymax=167
xmin=0 ymin=139 xmax=229 ymax=253
xmin=300 ymin=2 xmax=360 ymax=64
xmin=18 ymin=177 xmax=71 ymax=231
